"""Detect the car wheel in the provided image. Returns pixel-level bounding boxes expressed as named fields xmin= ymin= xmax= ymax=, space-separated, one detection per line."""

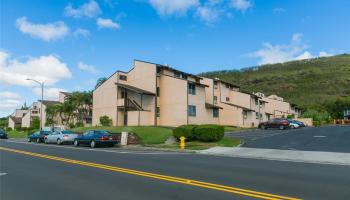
xmin=74 ymin=140 xmax=79 ymax=147
xmin=279 ymin=125 xmax=285 ymax=130
xmin=57 ymin=139 xmax=62 ymax=145
xmin=44 ymin=138 xmax=48 ymax=144
xmin=290 ymin=125 xmax=295 ymax=129
xmin=261 ymin=125 xmax=266 ymax=130
xmin=28 ymin=138 xmax=31 ymax=142
xmin=108 ymin=144 xmax=115 ymax=147
xmin=36 ymin=138 xmax=40 ymax=143
xmin=90 ymin=140 xmax=96 ymax=148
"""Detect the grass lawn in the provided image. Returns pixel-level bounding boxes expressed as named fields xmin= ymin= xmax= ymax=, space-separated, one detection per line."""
xmin=147 ymin=137 xmax=241 ymax=150
xmin=70 ymin=126 xmax=173 ymax=145
xmin=7 ymin=130 xmax=30 ymax=138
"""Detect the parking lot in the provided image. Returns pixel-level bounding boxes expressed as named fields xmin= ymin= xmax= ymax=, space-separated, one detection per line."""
xmin=226 ymin=125 xmax=350 ymax=153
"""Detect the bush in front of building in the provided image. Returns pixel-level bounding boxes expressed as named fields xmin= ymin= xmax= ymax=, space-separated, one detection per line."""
xmin=75 ymin=121 xmax=84 ymax=128
xmin=194 ymin=124 xmax=224 ymax=142
xmin=5 ymin=127 xmax=12 ymax=131
xmin=31 ymin=118 xmax=40 ymax=129
xmin=173 ymin=125 xmax=197 ymax=141
xmin=99 ymin=115 xmax=112 ymax=126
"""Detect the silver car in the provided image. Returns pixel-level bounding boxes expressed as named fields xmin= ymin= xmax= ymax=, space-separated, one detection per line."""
xmin=44 ymin=130 xmax=78 ymax=145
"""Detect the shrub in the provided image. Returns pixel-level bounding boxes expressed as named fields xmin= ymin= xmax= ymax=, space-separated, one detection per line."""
xmin=75 ymin=121 xmax=84 ymax=128
xmin=6 ymin=127 xmax=12 ymax=131
xmin=100 ymin=115 xmax=112 ymax=126
xmin=31 ymin=118 xmax=40 ymax=129
xmin=68 ymin=123 xmax=75 ymax=129
xmin=194 ymin=125 xmax=224 ymax=142
xmin=14 ymin=124 xmax=21 ymax=131
xmin=21 ymin=127 xmax=28 ymax=131
xmin=173 ymin=125 xmax=197 ymax=141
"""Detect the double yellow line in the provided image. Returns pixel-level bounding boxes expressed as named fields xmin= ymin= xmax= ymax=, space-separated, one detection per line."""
xmin=0 ymin=146 xmax=301 ymax=200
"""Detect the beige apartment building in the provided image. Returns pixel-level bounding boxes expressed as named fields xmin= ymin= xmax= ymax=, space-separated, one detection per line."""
xmin=93 ymin=60 xmax=274 ymax=127
xmin=8 ymin=109 xmax=29 ymax=129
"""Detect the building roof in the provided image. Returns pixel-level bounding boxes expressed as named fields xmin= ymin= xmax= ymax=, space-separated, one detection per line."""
xmin=59 ymin=91 xmax=71 ymax=96
xmin=38 ymin=100 xmax=61 ymax=106
xmin=9 ymin=116 xmax=22 ymax=124
xmin=213 ymin=78 xmax=241 ymax=89
xmin=115 ymin=83 xmax=156 ymax=95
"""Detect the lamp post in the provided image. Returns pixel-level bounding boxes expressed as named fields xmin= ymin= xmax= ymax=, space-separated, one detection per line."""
xmin=26 ymin=78 xmax=44 ymax=130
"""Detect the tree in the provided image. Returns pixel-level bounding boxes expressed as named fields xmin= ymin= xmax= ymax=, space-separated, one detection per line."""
xmin=324 ymin=97 xmax=350 ymax=119
xmin=66 ymin=91 xmax=92 ymax=124
xmin=31 ymin=117 xmax=40 ymax=129
xmin=45 ymin=104 xmax=61 ymax=126
xmin=21 ymin=102 xmax=29 ymax=110
xmin=95 ymin=77 xmax=107 ymax=89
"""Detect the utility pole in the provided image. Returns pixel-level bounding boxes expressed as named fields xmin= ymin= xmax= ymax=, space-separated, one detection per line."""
xmin=26 ymin=78 xmax=44 ymax=130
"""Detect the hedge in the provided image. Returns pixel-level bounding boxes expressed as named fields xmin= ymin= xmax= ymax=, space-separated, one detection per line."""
xmin=173 ymin=125 xmax=197 ymax=141
xmin=194 ymin=125 xmax=224 ymax=142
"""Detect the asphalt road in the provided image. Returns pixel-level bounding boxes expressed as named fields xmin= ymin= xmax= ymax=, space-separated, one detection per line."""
xmin=1 ymin=140 xmax=350 ymax=200
xmin=226 ymin=125 xmax=350 ymax=153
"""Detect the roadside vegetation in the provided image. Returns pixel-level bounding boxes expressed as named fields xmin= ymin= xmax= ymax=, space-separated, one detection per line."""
xmin=201 ymin=54 xmax=350 ymax=119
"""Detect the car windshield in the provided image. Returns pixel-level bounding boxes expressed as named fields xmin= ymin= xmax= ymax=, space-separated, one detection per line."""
xmin=41 ymin=131 xmax=52 ymax=135
xmin=62 ymin=131 xmax=75 ymax=134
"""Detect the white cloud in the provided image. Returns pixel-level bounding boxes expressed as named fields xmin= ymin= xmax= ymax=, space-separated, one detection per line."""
xmin=78 ymin=62 xmax=98 ymax=74
xmin=196 ymin=6 xmax=220 ymax=24
xmin=0 ymin=50 xmax=72 ymax=86
xmin=0 ymin=91 xmax=22 ymax=115
xmin=250 ymin=33 xmax=334 ymax=65
xmin=230 ymin=0 xmax=252 ymax=12
xmin=33 ymin=87 xmax=65 ymax=100
xmin=96 ymin=18 xmax=120 ymax=29
xmin=64 ymin=0 xmax=101 ymax=18
xmin=319 ymin=51 xmax=333 ymax=57
xmin=73 ymin=28 xmax=90 ymax=37
xmin=16 ymin=17 xmax=69 ymax=42
xmin=149 ymin=0 xmax=199 ymax=16
xmin=0 ymin=91 xmax=21 ymax=99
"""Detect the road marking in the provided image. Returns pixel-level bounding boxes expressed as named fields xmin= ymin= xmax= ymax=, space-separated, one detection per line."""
xmin=4 ymin=140 xmax=182 ymax=155
xmin=313 ymin=136 xmax=326 ymax=138
xmin=0 ymin=172 xmax=7 ymax=176
xmin=0 ymin=146 xmax=301 ymax=200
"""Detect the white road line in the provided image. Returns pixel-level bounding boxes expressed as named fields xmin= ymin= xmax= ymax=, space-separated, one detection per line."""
xmin=0 ymin=172 xmax=7 ymax=176
xmin=2 ymin=140 xmax=184 ymax=155
xmin=313 ymin=136 xmax=326 ymax=138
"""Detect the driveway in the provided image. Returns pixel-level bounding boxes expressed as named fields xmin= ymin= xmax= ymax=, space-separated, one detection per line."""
xmin=226 ymin=125 xmax=350 ymax=153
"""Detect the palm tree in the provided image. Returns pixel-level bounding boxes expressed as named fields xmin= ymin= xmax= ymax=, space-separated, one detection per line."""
xmin=95 ymin=77 xmax=107 ymax=89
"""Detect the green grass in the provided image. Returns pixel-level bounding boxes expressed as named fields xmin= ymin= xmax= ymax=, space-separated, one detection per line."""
xmin=7 ymin=130 xmax=30 ymax=138
xmin=147 ymin=137 xmax=241 ymax=150
xmin=70 ymin=126 xmax=173 ymax=144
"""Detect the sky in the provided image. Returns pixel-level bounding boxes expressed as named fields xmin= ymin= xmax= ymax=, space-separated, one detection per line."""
xmin=0 ymin=0 xmax=349 ymax=117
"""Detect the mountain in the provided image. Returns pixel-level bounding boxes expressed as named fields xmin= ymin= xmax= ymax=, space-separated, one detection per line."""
xmin=201 ymin=54 xmax=350 ymax=110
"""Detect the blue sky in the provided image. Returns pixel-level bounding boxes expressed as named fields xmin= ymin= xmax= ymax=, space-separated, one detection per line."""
xmin=1 ymin=0 xmax=349 ymax=117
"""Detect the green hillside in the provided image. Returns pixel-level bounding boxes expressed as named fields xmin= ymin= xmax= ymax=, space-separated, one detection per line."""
xmin=201 ymin=54 xmax=350 ymax=110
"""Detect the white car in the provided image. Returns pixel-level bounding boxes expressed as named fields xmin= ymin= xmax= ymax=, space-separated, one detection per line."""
xmin=44 ymin=130 xmax=78 ymax=145
xmin=288 ymin=120 xmax=300 ymax=129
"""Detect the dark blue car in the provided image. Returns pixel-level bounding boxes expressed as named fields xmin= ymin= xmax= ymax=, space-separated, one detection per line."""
xmin=73 ymin=130 xmax=118 ymax=148
xmin=28 ymin=130 xmax=52 ymax=143
xmin=292 ymin=120 xmax=306 ymax=127
xmin=0 ymin=129 xmax=8 ymax=139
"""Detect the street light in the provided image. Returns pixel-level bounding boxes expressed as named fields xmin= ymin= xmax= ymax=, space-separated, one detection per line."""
xmin=26 ymin=78 xmax=44 ymax=130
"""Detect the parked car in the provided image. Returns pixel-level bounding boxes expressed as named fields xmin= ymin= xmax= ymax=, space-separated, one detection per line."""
xmin=0 ymin=129 xmax=8 ymax=139
xmin=259 ymin=118 xmax=290 ymax=130
xmin=28 ymin=130 xmax=52 ymax=143
xmin=287 ymin=119 xmax=300 ymax=129
xmin=44 ymin=130 xmax=78 ymax=145
xmin=73 ymin=130 xmax=118 ymax=148
xmin=291 ymin=120 xmax=306 ymax=127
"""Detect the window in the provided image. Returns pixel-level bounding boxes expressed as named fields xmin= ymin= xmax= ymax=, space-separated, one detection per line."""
xmin=255 ymin=99 xmax=259 ymax=106
xmin=121 ymin=91 xmax=126 ymax=99
xmin=119 ymin=75 xmax=127 ymax=81
xmin=226 ymin=97 xmax=230 ymax=102
xmin=156 ymin=107 xmax=160 ymax=117
xmin=174 ymin=72 xmax=182 ymax=78
xmin=188 ymin=83 xmax=196 ymax=95
xmin=213 ymin=108 xmax=219 ymax=118
xmin=157 ymin=87 xmax=160 ymax=97
xmin=225 ymin=84 xmax=230 ymax=88
xmin=188 ymin=105 xmax=196 ymax=117
xmin=256 ymin=112 xmax=259 ymax=119
xmin=213 ymin=96 xmax=218 ymax=104
xmin=243 ymin=111 xmax=248 ymax=119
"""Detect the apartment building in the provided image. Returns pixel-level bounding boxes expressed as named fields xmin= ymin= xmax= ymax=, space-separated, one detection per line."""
xmin=93 ymin=60 xmax=220 ymax=127
xmin=8 ymin=109 xmax=29 ymax=129
xmin=93 ymin=60 xmax=271 ymax=127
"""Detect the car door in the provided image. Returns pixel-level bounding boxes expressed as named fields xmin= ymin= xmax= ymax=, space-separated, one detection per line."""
xmin=80 ymin=131 xmax=91 ymax=145
xmin=46 ymin=131 xmax=55 ymax=143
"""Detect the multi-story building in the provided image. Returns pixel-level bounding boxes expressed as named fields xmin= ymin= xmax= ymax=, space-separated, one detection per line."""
xmin=8 ymin=109 xmax=29 ymax=129
xmin=93 ymin=60 xmax=271 ymax=127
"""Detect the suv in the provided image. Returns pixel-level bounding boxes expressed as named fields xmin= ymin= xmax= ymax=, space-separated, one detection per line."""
xmin=259 ymin=118 xmax=290 ymax=130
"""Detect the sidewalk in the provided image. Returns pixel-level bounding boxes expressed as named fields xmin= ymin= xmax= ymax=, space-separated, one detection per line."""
xmin=199 ymin=147 xmax=350 ymax=166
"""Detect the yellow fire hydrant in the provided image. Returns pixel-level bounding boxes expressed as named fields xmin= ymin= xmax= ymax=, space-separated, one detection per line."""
xmin=179 ymin=136 xmax=185 ymax=150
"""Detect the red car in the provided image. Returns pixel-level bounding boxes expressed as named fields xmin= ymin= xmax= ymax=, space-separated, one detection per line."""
xmin=258 ymin=118 xmax=290 ymax=130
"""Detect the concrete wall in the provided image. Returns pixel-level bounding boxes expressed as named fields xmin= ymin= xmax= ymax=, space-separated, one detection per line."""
xmin=21 ymin=112 xmax=31 ymax=128
xmin=8 ymin=118 xmax=15 ymax=129
xmin=93 ymin=72 xmax=119 ymax=126
xmin=157 ymin=75 xmax=187 ymax=126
